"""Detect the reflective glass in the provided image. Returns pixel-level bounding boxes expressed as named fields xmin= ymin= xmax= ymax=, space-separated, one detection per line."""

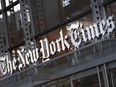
xmin=107 ymin=68 xmax=116 ymax=87
xmin=5 ymin=0 xmax=17 ymax=7
xmin=106 ymin=2 xmax=116 ymax=23
xmin=30 ymin=0 xmax=91 ymax=34
xmin=6 ymin=2 xmax=32 ymax=46
xmin=73 ymin=74 xmax=99 ymax=87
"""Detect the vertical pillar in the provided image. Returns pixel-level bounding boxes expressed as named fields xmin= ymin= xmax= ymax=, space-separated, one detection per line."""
xmin=96 ymin=66 xmax=102 ymax=87
xmin=28 ymin=0 xmax=45 ymax=33
xmin=110 ymin=70 xmax=115 ymax=87
xmin=0 ymin=17 xmax=7 ymax=56
xmin=27 ymin=0 xmax=38 ymax=49
xmin=19 ymin=0 xmax=33 ymax=50
xmin=36 ymin=0 xmax=46 ymax=32
xmin=70 ymin=76 xmax=74 ymax=87
xmin=102 ymin=64 xmax=109 ymax=87
xmin=99 ymin=0 xmax=107 ymax=20
xmin=0 ymin=0 xmax=11 ymax=58
xmin=91 ymin=0 xmax=102 ymax=23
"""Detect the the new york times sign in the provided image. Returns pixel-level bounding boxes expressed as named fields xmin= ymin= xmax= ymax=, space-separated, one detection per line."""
xmin=0 ymin=16 xmax=115 ymax=75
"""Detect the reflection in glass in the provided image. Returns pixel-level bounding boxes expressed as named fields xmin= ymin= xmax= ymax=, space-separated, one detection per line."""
xmin=63 ymin=0 xmax=90 ymax=18
xmin=6 ymin=4 xmax=23 ymax=46
xmin=6 ymin=3 xmax=31 ymax=46
xmin=73 ymin=74 xmax=99 ymax=87
xmin=99 ymin=72 xmax=105 ymax=87
xmin=107 ymin=68 xmax=116 ymax=87
xmin=106 ymin=2 xmax=116 ymax=23
xmin=30 ymin=0 xmax=91 ymax=34
xmin=45 ymin=77 xmax=71 ymax=87
xmin=5 ymin=0 xmax=17 ymax=7
xmin=58 ymin=78 xmax=71 ymax=87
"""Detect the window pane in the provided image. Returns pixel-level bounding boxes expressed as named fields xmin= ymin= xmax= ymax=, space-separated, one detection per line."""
xmin=106 ymin=2 xmax=116 ymax=23
xmin=6 ymin=2 xmax=31 ymax=46
xmin=30 ymin=0 xmax=91 ymax=34
xmin=107 ymin=68 xmax=116 ymax=87
xmin=5 ymin=0 xmax=18 ymax=7
xmin=63 ymin=0 xmax=91 ymax=18
xmin=6 ymin=4 xmax=24 ymax=46
xmin=73 ymin=74 xmax=99 ymax=87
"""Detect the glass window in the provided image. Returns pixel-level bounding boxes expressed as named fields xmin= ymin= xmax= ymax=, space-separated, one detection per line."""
xmin=45 ymin=77 xmax=71 ymax=87
xmin=30 ymin=0 xmax=91 ymax=34
xmin=110 ymin=40 xmax=116 ymax=53
xmin=106 ymin=2 xmax=116 ymax=23
xmin=99 ymin=72 xmax=105 ymax=87
xmin=57 ymin=78 xmax=71 ymax=87
xmin=79 ymin=45 xmax=94 ymax=63
xmin=6 ymin=4 xmax=24 ymax=46
xmin=6 ymin=0 xmax=32 ymax=47
xmin=73 ymin=74 xmax=99 ymax=87
xmin=5 ymin=0 xmax=17 ymax=7
xmin=62 ymin=0 xmax=91 ymax=18
xmin=102 ymin=40 xmax=112 ymax=56
xmin=107 ymin=68 xmax=116 ymax=87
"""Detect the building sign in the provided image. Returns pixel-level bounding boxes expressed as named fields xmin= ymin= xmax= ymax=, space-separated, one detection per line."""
xmin=0 ymin=16 xmax=115 ymax=75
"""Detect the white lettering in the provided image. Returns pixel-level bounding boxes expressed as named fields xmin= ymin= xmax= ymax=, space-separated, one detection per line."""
xmin=56 ymin=39 xmax=61 ymax=52
xmin=50 ymin=41 xmax=57 ymax=55
xmin=17 ymin=49 xmax=26 ymax=67
xmin=32 ymin=48 xmax=39 ymax=62
xmin=0 ymin=16 xmax=115 ymax=75
xmin=107 ymin=16 xmax=115 ymax=33
xmin=25 ymin=52 xmax=30 ymax=65
xmin=99 ymin=20 xmax=106 ymax=35
xmin=40 ymin=38 xmax=50 ymax=58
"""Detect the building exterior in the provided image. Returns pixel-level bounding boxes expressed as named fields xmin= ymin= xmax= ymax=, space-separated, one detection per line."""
xmin=0 ymin=0 xmax=116 ymax=87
